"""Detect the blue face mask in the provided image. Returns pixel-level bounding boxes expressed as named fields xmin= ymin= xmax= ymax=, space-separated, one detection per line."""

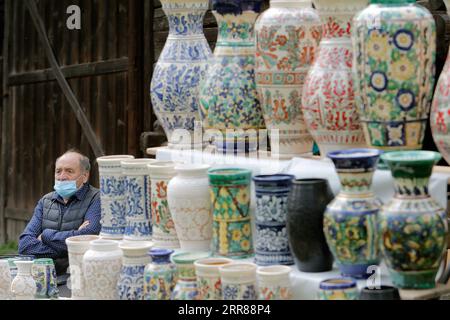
xmin=54 ymin=178 xmax=82 ymax=199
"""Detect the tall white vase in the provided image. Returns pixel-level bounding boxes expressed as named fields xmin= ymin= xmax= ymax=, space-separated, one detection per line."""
xmin=167 ymin=164 xmax=213 ymax=251
xmin=0 ymin=259 xmax=13 ymax=300
xmin=10 ymin=261 xmax=36 ymax=300
xmin=97 ymin=155 xmax=135 ymax=239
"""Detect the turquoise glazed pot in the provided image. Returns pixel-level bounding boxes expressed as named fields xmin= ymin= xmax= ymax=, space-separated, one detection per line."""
xmin=324 ymin=148 xmax=383 ymax=278
xmin=199 ymin=0 xmax=266 ymax=153
xmin=380 ymin=151 xmax=448 ymax=289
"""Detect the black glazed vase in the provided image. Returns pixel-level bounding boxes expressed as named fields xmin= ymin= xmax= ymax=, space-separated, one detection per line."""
xmin=359 ymin=286 xmax=401 ymax=300
xmin=287 ymin=179 xmax=334 ymax=272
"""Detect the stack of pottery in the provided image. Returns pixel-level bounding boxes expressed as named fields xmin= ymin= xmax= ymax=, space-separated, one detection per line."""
xmin=148 ymin=161 xmax=180 ymax=249
xmin=318 ymin=278 xmax=358 ymax=300
xmin=168 ymin=164 xmax=213 ymax=251
xmin=199 ymin=0 xmax=266 ymax=153
xmin=287 ymin=179 xmax=334 ymax=272
xmin=379 ymin=151 xmax=448 ymax=289
xmin=302 ymin=0 xmax=367 ymax=156
xmin=430 ymin=0 xmax=450 ymax=164
xmin=31 ymin=259 xmax=58 ymax=299
xmin=143 ymin=249 xmax=177 ymax=300
xmin=253 ymin=174 xmax=295 ymax=266
xmin=352 ymin=0 xmax=436 ymax=150
xmin=117 ymin=241 xmax=153 ymax=300
xmin=0 ymin=259 xmax=12 ymax=299
xmin=83 ymin=239 xmax=123 ymax=300
xmin=257 ymin=265 xmax=292 ymax=300
xmin=255 ymin=0 xmax=322 ymax=157
xmin=122 ymin=159 xmax=155 ymax=241
xmin=10 ymin=261 xmax=36 ymax=300
xmin=150 ymin=0 xmax=212 ymax=149
xmin=66 ymin=235 xmax=100 ymax=299
xmin=220 ymin=262 xmax=257 ymax=300
xmin=194 ymin=257 xmax=233 ymax=300
xmin=171 ymin=251 xmax=210 ymax=300
xmin=97 ymin=155 xmax=134 ymax=239
xmin=324 ymin=149 xmax=383 ymax=278
xmin=208 ymin=168 xmax=254 ymax=258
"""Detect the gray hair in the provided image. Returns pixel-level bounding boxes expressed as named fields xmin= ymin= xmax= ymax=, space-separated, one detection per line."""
xmin=57 ymin=149 xmax=91 ymax=173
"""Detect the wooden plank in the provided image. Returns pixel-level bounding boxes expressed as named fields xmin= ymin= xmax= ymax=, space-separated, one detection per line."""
xmin=5 ymin=208 xmax=32 ymax=222
xmin=24 ymin=0 xmax=105 ymax=159
xmin=144 ymin=0 xmax=155 ymax=133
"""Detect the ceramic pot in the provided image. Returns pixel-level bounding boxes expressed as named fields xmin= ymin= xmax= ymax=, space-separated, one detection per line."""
xmin=352 ymin=0 xmax=436 ymax=150
xmin=0 ymin=259 xmax=12 ymax=300
xmin=83 ymin=240 xmax=123 ymax=300
xmin=31 ymin=259 xmax=58 ymax=299
xmin=65 ymin=235 xmax=100 ymax=299
xmin=255 ymin=0 xmax=321 ymax=157
xmin=359 ymin=286 xmax=401 ymax=300
xmin=122 ymin=159 xmax=156 ymax=241
xmin=302 ymin=0 xmax=367 ymax=156
xmin=148 ymin=161 xmax=180 ymax=249
xmin=324 ymin=148 xmax=383 ymax=278
xmin=253 ymin=174 xmax=295 ymax=266
xmin=150 ymin=0 xmax=212 ymax=149
xmin=97 ymin=155 xmax=135 ymax=239
xmin=318 ymin=278 xmax=358 ymax=300
xmin=257 ymin=265 xmax=292 ymax=300
xmin=171 ymin=251 xmax=210 ymax=300
xmin=199 ymin=0 xmax=266 ymax=153
xmin=220 ymin=262 xmax=257 ymax=300
xmin=287 ymin=179 xmax=334 ymax=272
xmin=117 ymin=241 xmax=153 ymax=300
xmin=430 ymin=1 xmax=450 ymax=165
xmin=208 ymin=168 xmax=254 ymax=258
xmin=11 ymin=261 xmax=36 ymax=300
xmin=380 ymin=151 xmax=448 ymax=289
xmin=143 ymin=248 xmax=177 ymax=300
xmin=168 ymin=164 xmax=213 ymax=251
xmin=194 ymin=257 xmax=233 ymax=300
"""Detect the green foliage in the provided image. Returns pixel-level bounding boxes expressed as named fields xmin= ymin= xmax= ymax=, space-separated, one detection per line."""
xmin=0 ymin=241 xmax=18 ymax=255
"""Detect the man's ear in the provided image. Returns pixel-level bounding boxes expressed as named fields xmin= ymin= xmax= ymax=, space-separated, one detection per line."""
xmin=83 ymin=171 xmax=90 ymax=184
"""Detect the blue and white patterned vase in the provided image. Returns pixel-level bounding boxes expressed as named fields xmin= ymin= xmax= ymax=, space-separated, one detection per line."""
xmin=117 ymin=241 xmax=153 ymax=300
xmin=324 ymin=148 xmax=383 ymax=279
xmin=199 ymin=0 xmax=266 ymax=153
xmin=219 ymin=262 xmax=257 ymax=300
xmin=150 ymin=0 xmax=212 ymax=149
xmin=122 ymin=159 xmax=156 ymax=241
xmin=253 ymin=174 xmax=295 ymax=266
xmin=97 ymin=155 xmax=135 ymax=239
xmin=143 ymin=249 xmax=177 ymax=300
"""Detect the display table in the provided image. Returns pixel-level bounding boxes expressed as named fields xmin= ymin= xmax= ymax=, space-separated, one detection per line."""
xmin=150 ymin=147 xmax=450 ymax=300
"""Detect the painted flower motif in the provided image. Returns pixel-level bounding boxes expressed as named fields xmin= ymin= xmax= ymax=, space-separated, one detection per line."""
xmin=277 ymin=57 xmax=291 ymax=71
xmin=156 ymin=181 xmax=167 ymax=199
xmin=371 ymin=98 xmax=392 ymax=120
xmin=388 ymin=124 xmax=404 ymax=145
xmin=241 ymin=239 xmax=251 ymax=251
xmin=236 ymin=188 xmax=250 ymax=205
xmin=232 ymin=229 xmax=242 ymax=242
xmin=396 ymin=89 xmax=416 ymax=111
xmin=276 ymin=35 xmax=287 ymax=46
xmin=392 ymin=56 xmax=415 ymax=81
xmin=242 ymin=224 xmax=251 ymax=237
xmin=367 ymin=29 xmax=390 ymax=60
xmin=393 ymin=29 xmax=414 ymax=51
xmin=370 ymin=126 xmax=384 ymax=144
xmin=223 ymin=285 xmax=238 ymax=300
xmin=370 ymin=71 xmax=388 ymax=92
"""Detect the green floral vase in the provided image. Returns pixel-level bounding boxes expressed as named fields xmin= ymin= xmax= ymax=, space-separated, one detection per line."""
xmin=208 ymin=168 xmax=254 ymax=258
xmin=352 ymin=0 xmax=436 ymax=151
xmin=380 ymin=151 xmax=448 ymax=289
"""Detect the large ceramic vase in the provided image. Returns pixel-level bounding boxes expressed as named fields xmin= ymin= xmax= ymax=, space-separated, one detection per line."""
xmin=117 ymin=241 xmax=153 ymax=300
xmin=257 ymin=265 xmax=292 ymax=300
xmin=255 ymin=0 xmax=321 ymax=157
xmin=302 ymin=0 xmax=367 ymax=157
xmin=430 ymin=0 xmax=450 ymax=164
xmin=208 ymin=168 xmax=254 ymax=258
xmin=65 ymin=235 xmax=100 ymax=299
xmin=167 ymin=164 xmax=213 ymax=251
xmin=150 ymin=0 xmax=212 ymax=149
xmin=324 ymin=149 xmax=383 ymax=278
xmin=97 ymin=155 xmax=135 ymax=239
xmin=219 ymin=262 xmax=257 ymax=300
xmin=83 ymin=240 xmax=123 ymax=300
xmin=148 ymin=162 xmax=180 ymax=249
xmin=143 ymin=249 xmax=177 ymax=300
xmin=287 ymin=179 xmax=334 ymax=272
xmin=10 ymin=261 xmax=36 ymax=300
xmin=380 ymin=151 xmax=448 ymax=289
xmin=352 ymin=0 xmax=436 ymax=150
xmin=253 ymin=174 xmax=295 ymax=266
xmin=199 ymin=0 xmax=266 ymax=153
xmin=32 ymin=259 xmax=58 ymax=299
xmin=122 ymin=159 xmax=155 ymax=241
xmin=0 ymin=259 xmax=12 ymax=299
xmin=171 ymin=252 xmax=210 ymax=300
xmin=194 ymin=257 xmax=233 ymax=300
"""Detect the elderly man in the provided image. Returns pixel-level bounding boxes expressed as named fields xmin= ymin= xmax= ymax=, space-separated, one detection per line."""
xmin=18 ymin=149 xmax=101 ymax=275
